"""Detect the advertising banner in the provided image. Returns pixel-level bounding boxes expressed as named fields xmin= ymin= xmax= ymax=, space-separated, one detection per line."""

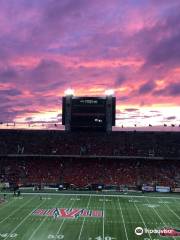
xmin=173 ymin=188 xmax=180 ymax=193
xmin=142 ymin=185 xmax=154 ymax=192
xmin=156 ymin=186 xmax=170 ymax=193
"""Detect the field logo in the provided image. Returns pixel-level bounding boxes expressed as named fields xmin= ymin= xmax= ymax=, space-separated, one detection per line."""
xmin=53 ymin=208 xmax=60 ymax=219
xmin=32 ymin=208 xmax=103 ymax=219
xmin=135 ymin=227 xmax=143 ymax=236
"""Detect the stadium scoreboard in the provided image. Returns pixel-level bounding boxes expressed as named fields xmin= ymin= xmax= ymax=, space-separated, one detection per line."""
xmin=62 ymin=96 xmax=116 ymax=132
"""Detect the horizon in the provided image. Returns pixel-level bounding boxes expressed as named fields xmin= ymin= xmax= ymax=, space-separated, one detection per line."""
xmin=0 ymin=122 xmax=180 ymax=132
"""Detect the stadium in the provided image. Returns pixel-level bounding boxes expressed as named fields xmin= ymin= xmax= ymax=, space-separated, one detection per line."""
xmin=1 ymin=1 xmax=180 ymax=240
xmin=0 ymin=90 xmax=180 ymax=240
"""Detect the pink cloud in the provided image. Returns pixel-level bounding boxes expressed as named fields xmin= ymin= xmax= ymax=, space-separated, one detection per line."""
xmin=0 ymin=0 xmax=180 ymax=126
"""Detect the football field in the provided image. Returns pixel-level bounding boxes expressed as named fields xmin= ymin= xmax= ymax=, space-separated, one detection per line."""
xmin=0 ymin=193 xmax=180 ymax=240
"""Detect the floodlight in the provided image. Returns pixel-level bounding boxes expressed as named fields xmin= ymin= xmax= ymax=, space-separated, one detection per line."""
xmin=64 ymin=88 xmax=74 ymax=96
xmin=105 ymin=89 xmax=114 ymax=96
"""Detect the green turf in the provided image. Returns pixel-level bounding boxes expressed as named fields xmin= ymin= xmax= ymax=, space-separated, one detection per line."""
xmin=0 ymin=193 xmax=180 ymax=240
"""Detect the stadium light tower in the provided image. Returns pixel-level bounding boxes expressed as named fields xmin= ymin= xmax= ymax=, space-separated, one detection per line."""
xmin=105 ymin=89 xmax=115 ymax=132
xmin=64 ymin=88 xmax=74 ymax=96
xmin=63 ymin=88 xmax=74 ymax=131
xmin=105 ymin=89 xmax=114 ymax=96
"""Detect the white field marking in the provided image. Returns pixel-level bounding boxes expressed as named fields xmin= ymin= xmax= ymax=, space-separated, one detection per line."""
xmin=78 ymin=195 xmax=92 ymax=240
xmin=41 ymin=197 xmax=52 ymax=200
xmin=70 ymin=198 xmax=80 ymax=201
xmin=0 ymin=196 xmax=34 ymax=225
xmin=128 ymin=199 xmax=140 ymax=203
xmin=146 ymin=198 xmax=176 ymax=240
xmin=3 ymin=200 xmax=45 ymax=240
xmin=159 ymin=198 xmax=180 ymax=221
xmin=133 ymin=198 xmax=152 ymax=240
xmin=143 ymin=204 xmax=160 ymax=208
xmin=158 ymin=201 xmax=170 ymax=204
xmin=1 ymin=192 xmax=180 ymax=200
xmin=56 ymin=195 xmax=80 ymax=235
xmin=99 ymin=199 xmax=112 ymax=202
xmin=117 ymin=197 xmax=129 ymax=240
xmin=102 ymin=196 xmax=105 ymax=240
xmin=28 ymin=197 xmax=63 ymax=240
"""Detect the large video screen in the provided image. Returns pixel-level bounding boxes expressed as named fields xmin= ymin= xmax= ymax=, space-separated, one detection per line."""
xmin=62 ymin=96 xmax=115 ymax=131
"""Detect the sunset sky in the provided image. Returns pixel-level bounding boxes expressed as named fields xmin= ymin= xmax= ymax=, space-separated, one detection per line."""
xmin=0 ymin=0 xmax=180 ymax=128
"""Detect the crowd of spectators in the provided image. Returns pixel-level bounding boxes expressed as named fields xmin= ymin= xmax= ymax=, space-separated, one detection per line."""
xmin=0 ymin=129 xmax=180 ymax=189
xmin=0 ymin=157 xmax=179 ymax=188
xmin=0 ymin=129 xmax=180 ymax=157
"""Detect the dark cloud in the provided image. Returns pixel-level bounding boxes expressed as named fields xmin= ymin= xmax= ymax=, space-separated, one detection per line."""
xmin=153 ymin=82 xmax=180 ymax=96
xmin=124 ymin=108 xmax=139 ymax=112
xmin=139 ymin=10 xmax=180 ymax=70
xmin=146 ymin=33 xmax=180 ymax=67
xmin=0 ymin=109 xmax=39 ymax=122
xmin=0 ymin=89 xmax=22 ymax=96
xmin=114 ymin=75 xmax=127 ymax=87
xmin=117 ymin=96 xmax=130 ymax=102
xmin=142 ymin=115 xmax=153 ymax=119
xmin=138 ymin=81 xmax=156 ymax=94
xmin=25 ymin=117 xmax=33 ymax=122
xmin=24 ymin=59 xmax=69 ymax=93
xmin=166 ymin=116 xmax=176 ymax=120
xmin=0 ymin=67 xmax=18 ymax=82
xmin=166 ymin=82 xmax=180 ymax=96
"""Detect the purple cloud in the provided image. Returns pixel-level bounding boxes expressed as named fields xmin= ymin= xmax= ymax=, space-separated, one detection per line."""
xmin=153 ymin=82 xmax=180 ymax=96
xmin=0 ymin=0 xmax=180 ymax=125
xmin=138 ymin=81 xmax=156 ymax=94
xmin=124 ymin=108 xmax=139 ymax=112
xmin=166 ymin=116 xmax=176 ymax=120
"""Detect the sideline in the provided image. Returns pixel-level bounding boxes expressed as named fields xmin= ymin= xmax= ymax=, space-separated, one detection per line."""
xmin=0 ymin=192 xmax=180 ymax=200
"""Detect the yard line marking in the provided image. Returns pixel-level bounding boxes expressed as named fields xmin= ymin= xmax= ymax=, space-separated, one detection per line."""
xmin=78 ymin=195 xmax=92 ymax=240
xmin=0 ymin=196 xmax=34 ymax=225
xmin=146 ymin=198 xmax=176 ymax=240
xmin=3 ymin=200 xmax=44 ymax=240
xmin=28 ymin=197 xmax=63 ymax=240
xmin=117 ymin=197 xmax=129 ymax=240
xmin=133 ymin=197 xmax=152 ymax=240
xmin=56 ymin=195 xmax=80 ymax=235
xmin=159 ymin=198 xmax=180 ymax=221
xmin=102 ymin=195 xmax=105 ymax=240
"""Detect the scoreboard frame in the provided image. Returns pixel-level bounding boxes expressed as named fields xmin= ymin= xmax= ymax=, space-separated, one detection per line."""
xmin=62 ymin=96 xmax=116 ymax=132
